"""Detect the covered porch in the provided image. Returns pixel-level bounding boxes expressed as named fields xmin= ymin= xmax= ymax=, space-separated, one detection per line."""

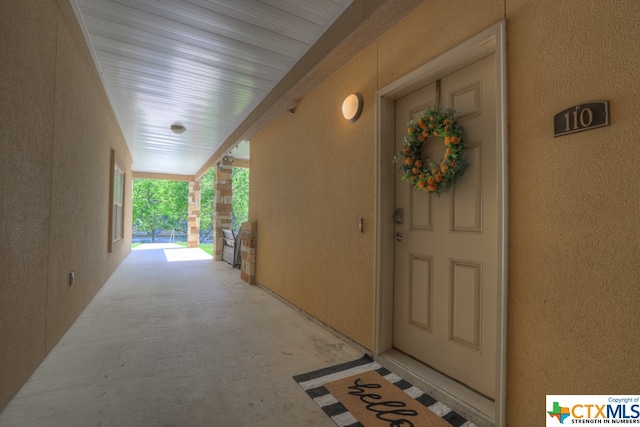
xmin=0 ymin=244 xmax=361 ymax=426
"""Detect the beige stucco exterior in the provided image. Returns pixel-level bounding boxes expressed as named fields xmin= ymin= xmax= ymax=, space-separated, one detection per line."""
xmin=506 ymin=0 xmax=640 ymax=417
xmin=2 ymin=0 xmax=640 ymax=424
xmin=251 ymin=0 xmax=640 ymax=424
xmin=0 ymin=0 xmax=132 ymax=410
xmin=251 ymin=43 xmax=379 ymax=350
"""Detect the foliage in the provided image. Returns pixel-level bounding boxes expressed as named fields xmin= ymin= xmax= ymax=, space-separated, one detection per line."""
xmin=175 ymin=242 xmax=213 ymax=256
xmin=232 ymin=168 xmax=250 ymax=232
xmin=131 ymin=166 xmax=249 ymax=245
xmin=395 ymin=107 xmax=468 ymax=194
xmin=198 ymin=166 xmax=249 ymax=240
xmin=199 ymin=168 xmax=215 ymax=242
xmin=132 ymin=178 xmax=188 ymax=242
xmin=198 ymin=243 xmax=213 ymax=256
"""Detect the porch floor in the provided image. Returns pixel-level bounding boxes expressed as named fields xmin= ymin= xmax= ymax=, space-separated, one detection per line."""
xmin=0 ymin=244 xmax=362 ymax=427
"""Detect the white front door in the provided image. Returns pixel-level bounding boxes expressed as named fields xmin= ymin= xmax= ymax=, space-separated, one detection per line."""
xmin=392 ymin=53 xmax=497 ymax=399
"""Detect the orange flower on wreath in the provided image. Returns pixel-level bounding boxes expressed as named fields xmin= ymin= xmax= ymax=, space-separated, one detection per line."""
xmin=395 ymin=107 xmax=468 ymax=194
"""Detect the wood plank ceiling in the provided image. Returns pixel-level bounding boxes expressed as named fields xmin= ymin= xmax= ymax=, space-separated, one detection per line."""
xmin=70 ymin=0 xmax=352 ymax=175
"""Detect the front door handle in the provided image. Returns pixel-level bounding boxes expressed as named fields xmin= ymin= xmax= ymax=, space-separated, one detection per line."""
xmin=394 ymin=232 xmax=404 ymax=242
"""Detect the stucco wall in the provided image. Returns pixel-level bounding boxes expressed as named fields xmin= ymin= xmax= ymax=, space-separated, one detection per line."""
xmin=506 ymin=0 xmax=640 ymax=423
xmin=0 ymin=0 xmax=132 ymax=411
xmin=4 ymin=0 xmax=637 ymax=422
xmin=252 ymin=0 xmax=502 ymax=353
xmin=251 ymin=44 xmax=379 ymax=349
xmin=251 ymin=0 xmax=640 ymax=424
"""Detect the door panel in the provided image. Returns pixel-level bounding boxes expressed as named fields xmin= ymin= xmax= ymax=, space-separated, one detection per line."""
xmin=409 ymin=254 xmax=433 ymax=331
xmin=449 ymin=259 xmax=482 ymax=351
xmin=393 ymin=53 xmax=497 ymax=399
xmin=410 ymin=187 xmax=434 ymax=231
xmin=451 ymin=141 xmax=482 ymax=233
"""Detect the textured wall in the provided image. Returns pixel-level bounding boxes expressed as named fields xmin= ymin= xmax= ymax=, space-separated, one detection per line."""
xmin=251 ymin=0 xmax=640 ymax=424
xmin=251 ymin=45 xmax=379 ymax=349
xmin=251 ymin=0 xmax=501 ymax=353
xmin=0 ymin=0 xmax=132 ymax=411
xmin=0 ymin=0 xmax=58 ymax=412
xmin=3 ymin=0 xmax=638 ymax=422
xmin=377 ymin=0 xmax=504 ymax=88
xmin=506 ymin=0 xmax=640 ymax=423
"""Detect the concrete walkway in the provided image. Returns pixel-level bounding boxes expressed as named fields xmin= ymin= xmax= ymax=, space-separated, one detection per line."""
xmin=0 ymin=244 xmax=362 ymax=426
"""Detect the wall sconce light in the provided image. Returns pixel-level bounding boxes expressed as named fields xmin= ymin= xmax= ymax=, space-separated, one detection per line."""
xmin=286 ymin=101 xmax=298 ymax=116
xmin=171 ymin=123 xmax=186 ymax=134
xmin=342 ymin=93 xmax=363 ymax=122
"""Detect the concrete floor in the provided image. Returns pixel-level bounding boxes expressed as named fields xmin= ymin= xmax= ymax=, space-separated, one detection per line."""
xmin=0 ymin=244 xmax=363 ymax=427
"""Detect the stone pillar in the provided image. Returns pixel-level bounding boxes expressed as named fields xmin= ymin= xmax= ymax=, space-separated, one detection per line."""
xmin=213 ymin=157 xmax=233 ymax=261
xmin=187 ymin=178 xmax=201 ymax=248
xmin=240 ymin=221 xmax=257 ymax=285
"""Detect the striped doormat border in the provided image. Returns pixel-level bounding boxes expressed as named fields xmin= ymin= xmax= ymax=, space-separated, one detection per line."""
xmin=293 ymin=355 xmax=477 ymax=427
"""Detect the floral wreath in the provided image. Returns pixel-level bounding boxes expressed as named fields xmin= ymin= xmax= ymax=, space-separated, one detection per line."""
xmin=395 ymin=107 xmax=468 ymax=194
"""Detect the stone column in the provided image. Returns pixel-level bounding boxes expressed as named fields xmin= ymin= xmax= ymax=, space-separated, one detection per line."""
xmin=213 ymin=157 xmax=233 ymax=260
xmin=240 ymin=221 xmax=257 ymax=285
xmin=187 ymin=178 xmax=201 ymax=248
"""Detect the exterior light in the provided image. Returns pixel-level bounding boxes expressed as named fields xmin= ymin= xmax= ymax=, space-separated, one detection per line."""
xmin=342 ymin=93 xmax=363 ymax=122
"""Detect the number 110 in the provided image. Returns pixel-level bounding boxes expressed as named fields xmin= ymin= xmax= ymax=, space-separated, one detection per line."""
xmin=564 ymin=108 xmax=594 ymax=132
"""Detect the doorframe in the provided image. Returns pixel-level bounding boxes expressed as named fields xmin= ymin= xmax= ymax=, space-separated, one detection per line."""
xmin=374 ymin=21 xmax=508 ymax=426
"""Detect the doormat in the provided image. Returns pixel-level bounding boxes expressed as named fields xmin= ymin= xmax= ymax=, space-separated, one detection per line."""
xmin=293 ymin=355 xmax=476 ymax=427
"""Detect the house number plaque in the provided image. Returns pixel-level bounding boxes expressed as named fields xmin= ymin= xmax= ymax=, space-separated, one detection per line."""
xmin=553 ymin=101 xmax=609 ymax=137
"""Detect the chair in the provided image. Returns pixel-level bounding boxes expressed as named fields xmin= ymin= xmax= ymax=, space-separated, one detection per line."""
xmin=222 ymin=229 xmax=240 ymax=268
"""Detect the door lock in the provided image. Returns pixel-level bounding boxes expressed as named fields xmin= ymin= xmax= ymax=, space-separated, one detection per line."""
xmin=394 ymin=208 xmax=404 ymax=224
xmin=394 ymin=232 xmax=404 ymax=242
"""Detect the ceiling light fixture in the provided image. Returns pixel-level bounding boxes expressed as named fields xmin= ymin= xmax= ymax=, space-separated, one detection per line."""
xmin=171 ymin=124 xmax=186 ymax=134
xmin=342 ymin=93 xmax=363 ymax=122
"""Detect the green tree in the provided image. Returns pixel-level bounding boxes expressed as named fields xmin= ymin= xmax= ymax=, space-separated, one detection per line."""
xmin=191 ymin=166 xmax=249 ymax=242
xmin=199 ymin=168 xmax=215 ymax=242
xmin=132 ymin=178 xmax=189 ymax=242
xmin=232 ymin=168 xmax=250 ymax=232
